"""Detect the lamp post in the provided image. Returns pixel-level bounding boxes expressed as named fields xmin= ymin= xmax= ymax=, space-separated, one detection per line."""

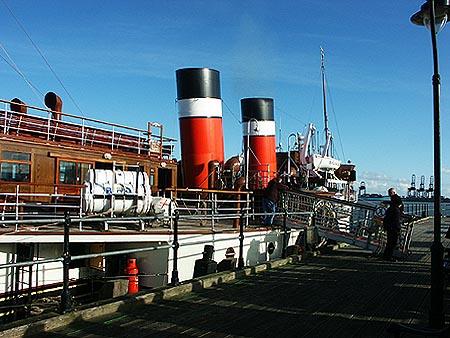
xmin=411 ymin=0 xmax=450 ymax=329
xmin=287 ymin=133 xmax=297 ymax=183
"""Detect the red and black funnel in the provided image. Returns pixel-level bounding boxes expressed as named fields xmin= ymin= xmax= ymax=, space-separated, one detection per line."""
xmin=241 ymin=98 xmax=277 ymax=189
xmin=176 ymin=68 xmax=224 ymax=188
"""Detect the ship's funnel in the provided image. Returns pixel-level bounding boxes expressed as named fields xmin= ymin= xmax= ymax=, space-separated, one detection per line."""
xmin=10 ymin=98 xmax=27 ymax=114
xmin=176 ymin=68 xmax=224 ymax=188
xmin=241 ymin=97 xmax=277 ymax=189
xmin=44 ymin=92 xmax=63 ymax=120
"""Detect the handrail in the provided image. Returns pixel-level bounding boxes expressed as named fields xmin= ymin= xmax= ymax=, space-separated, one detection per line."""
xmin=0 ymin=101 xmax=177 ymax=159
xmin=167 ymin=187 xmax=253 ymax=195
xmin=279 ymin=189 xmax=417 ymax=256
xmin=0 ymin=99 xmax=176 ymax=142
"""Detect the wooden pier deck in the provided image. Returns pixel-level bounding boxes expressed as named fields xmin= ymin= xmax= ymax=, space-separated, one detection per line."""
xmin=4 ymin=217 xmax=450 ymax=338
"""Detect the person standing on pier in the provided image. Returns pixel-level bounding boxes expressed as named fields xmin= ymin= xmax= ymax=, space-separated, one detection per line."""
xmin=388 ymin=187 xmax=404 ymax=214
xmin=383 ymin=195 xmax=402 ymax=261
xmin=262 ymin=174 xmax=287 ymax=226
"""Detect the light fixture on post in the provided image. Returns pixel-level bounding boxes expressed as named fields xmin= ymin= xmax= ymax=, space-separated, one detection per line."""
xmin=411 ymin=0 xmax=450 ymax=329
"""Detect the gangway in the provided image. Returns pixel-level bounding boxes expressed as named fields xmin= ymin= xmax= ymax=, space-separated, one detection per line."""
xmin=279 ymin=189 xmax=415 ymax=258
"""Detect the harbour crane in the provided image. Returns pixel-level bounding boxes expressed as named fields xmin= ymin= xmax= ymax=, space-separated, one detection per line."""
xmin=417 ymin=175 xmax=426 ymax=198
xmin=407 ymin=174 xmax=417 ymax=198
xmin=425 ymin=175 xmax=434 ymax=198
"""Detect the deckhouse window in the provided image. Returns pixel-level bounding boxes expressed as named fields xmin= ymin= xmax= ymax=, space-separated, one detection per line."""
xmin=58 ymin=160 xmax=92 ymax=184
xmin=0 ymin=151 xmax=31 ymax=182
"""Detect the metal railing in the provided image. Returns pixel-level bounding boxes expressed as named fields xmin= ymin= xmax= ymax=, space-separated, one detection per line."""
xmin=0 ymin=188 xmax=422 ymax=323
xmin=0 ymin=184 xmax=82 ymax=231
xmin=0 ymin=187 xmax=256 ymax=232
xmin=0 ymin=206 xmax=309 ymax=321
xmin=167 ymin=188 xmax=253 ymax=230
xmin=0 ymin=99 xmax=176 ymax=159
xmin=279 ymin=189 xmax=416 ymax=256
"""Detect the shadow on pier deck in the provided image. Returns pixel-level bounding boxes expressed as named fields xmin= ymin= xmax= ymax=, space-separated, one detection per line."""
xmin=3 ymin=218 xmax=450 ymax=338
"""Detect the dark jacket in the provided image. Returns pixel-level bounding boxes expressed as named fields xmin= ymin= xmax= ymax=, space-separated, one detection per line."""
xmin=263 ymin=178 xmax=287 ymax=202
xmin=390 ymin=194 xmax=404 ymax=213
xmin=383 ymin=205 xmax=401 ymax=231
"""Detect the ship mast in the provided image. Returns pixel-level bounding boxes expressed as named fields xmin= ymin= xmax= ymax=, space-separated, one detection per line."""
xmin=321 ymin=47 xmax=332 ymax=157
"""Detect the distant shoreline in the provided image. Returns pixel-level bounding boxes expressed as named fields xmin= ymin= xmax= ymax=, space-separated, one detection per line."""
xmin=360 ymin=195 xmax=450 ymax=203
xmin=359 ymin=196 xmax=450 ymax=217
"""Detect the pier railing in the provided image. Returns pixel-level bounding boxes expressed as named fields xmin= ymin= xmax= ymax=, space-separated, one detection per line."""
xmin=0 ymin=206 xmax=309 ymax=323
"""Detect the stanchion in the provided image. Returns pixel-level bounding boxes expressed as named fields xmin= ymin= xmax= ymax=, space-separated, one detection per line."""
xmin=171 ymin=210 xmax=180 ymax=286
xmin=60 ymin=211 xmax=72 ymax=314
xmin=282 ymin=209 xmax=288 ymax=258
xmin=238 ymin=207 xmax=245 ymax=269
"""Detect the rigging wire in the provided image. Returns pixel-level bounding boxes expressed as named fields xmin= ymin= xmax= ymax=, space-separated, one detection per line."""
xmin=222 ymin=99 xmax=245 ymax=155
xmin=0 ymin=41 xmax=43 ymax=101
xmin=1 ymin=0 xmax=85 ymax=116
xmin=222 ymin=99 xmax=241 ymax=124
xmin=275 ymin=106 xmax=308 ymax=127
xmin=323 ymin=71 xmax=346 ymax=161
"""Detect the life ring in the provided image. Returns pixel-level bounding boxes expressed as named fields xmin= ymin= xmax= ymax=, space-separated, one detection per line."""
xmin=373 ymin=203 xmax=387 ymax=226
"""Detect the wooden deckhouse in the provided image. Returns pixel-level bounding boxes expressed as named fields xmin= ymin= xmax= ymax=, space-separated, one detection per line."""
xmin=0 ymin=93 xmax=178 ymax=211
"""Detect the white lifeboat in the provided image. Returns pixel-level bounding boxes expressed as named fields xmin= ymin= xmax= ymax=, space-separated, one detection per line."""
xmin=81 ymin=169 xmax=174 ymax=217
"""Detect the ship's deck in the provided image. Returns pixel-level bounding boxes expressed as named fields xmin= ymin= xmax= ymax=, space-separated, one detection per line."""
xmin=4 ymin=217 xmax=450 ymax=338
xmin=0 ymin=216 xmax=273 ymax=243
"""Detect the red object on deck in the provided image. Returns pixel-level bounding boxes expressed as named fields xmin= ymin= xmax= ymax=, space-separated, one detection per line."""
xmin=176 ymin=68 xmax=224 ymax=188
xmin=125 ymin=258 xmax=139 ymax=294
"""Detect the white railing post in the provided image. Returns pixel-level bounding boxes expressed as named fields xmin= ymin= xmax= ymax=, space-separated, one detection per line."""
xmin=111 ymin=126 xmax=115 ymax=150
xmin=208 ymin=192 xmax=214 ymax=231
xmin=3 ymin=109 xmax=7 ymax=134
xmin=81 ymin=119 xmax=86 ymax=146
xmin=47 ymin=111 xmax=52 ymax=141
xmin=15 ymin=185 xmax=20 ymax=231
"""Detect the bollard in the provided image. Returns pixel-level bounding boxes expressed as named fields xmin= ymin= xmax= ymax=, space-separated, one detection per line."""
xmin=125 ymin=258 xmax=139 ymax=294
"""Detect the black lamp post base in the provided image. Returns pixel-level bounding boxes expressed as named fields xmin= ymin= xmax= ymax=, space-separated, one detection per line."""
xmin=430 ymin=240 xmax=445 ymax=329
xmin=387 ymin=322 xmax=450 ymax=337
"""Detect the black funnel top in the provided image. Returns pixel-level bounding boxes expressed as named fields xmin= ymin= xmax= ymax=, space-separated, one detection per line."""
xmin=176 ymin=68 xmax=221 ymax=100
xmin=241 ymin=98 xmax=274 ymax=122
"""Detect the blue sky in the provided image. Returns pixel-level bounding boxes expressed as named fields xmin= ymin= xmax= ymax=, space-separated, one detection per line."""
xmin=0 ymin=0 xmax=449 ymax=196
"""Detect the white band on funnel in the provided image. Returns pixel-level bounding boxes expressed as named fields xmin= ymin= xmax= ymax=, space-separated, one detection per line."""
xmin=242 ymin=120 xmax=276 ymax=136
xmin=178 ymin=98 xmax=222 ymax=118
